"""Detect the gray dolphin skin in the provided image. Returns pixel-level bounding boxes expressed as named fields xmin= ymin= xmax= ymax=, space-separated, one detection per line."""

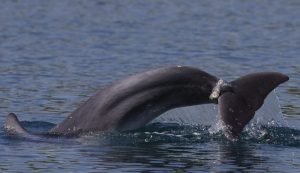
xmin=4 ymin=66 xmax=289 ymax=140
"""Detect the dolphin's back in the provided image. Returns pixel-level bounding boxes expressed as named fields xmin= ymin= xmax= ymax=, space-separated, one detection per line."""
xmin=49 ymin=66 xmax=218 ymax=135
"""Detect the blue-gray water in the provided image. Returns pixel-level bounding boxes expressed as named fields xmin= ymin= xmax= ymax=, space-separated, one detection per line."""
xmin=0 ymin=0 xmax=299 ymax=172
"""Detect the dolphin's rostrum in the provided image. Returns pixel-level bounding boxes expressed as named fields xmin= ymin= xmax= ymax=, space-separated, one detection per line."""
xmin=4 ymin=66 xmax=289 ymax=140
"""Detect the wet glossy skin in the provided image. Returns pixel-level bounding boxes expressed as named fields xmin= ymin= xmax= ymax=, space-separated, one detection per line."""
xmin=50 ymin=66 xmax=218 ymax=135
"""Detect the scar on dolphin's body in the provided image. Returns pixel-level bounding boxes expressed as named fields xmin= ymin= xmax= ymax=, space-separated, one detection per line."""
xmin=4 ymin=66 xmax=289 ymax=140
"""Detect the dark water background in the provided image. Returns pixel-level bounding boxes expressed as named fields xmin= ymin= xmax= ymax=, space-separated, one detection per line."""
xmin=0 ymin=0 xmax=299 ymax=172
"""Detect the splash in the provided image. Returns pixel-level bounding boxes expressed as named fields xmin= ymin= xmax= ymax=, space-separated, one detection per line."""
xmin=150 ymin=90 xmax=299 ymax=145
xmin=154 ymin=91 xmax=288 ymax=127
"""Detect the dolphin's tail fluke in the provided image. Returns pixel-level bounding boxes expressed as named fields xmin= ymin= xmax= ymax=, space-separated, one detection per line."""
xmin=4 ymin=113 xmax=30 ymax=137
xmin=218 ymin=72 xmax=289 ymax=140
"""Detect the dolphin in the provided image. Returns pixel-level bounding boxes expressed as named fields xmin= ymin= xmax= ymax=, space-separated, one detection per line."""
xmin=3 ymin=66 xmax=289 ymax=140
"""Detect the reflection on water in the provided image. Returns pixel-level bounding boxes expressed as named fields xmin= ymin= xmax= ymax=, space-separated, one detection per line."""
xmin=215 ymin=142 xmax=268 ymax=172
xmin=81 ymin=143 xmax=270 ymax=172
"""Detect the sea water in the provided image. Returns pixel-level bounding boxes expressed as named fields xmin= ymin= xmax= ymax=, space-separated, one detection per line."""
xmin=0 ymin=0 xmax=299 ymax=172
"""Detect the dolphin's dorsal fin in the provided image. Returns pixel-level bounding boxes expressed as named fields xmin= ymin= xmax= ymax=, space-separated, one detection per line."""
xmin=218 ymin=72 xmax=289 ymax=140
xmin=4 ymin=113 xmax=29 ymax=136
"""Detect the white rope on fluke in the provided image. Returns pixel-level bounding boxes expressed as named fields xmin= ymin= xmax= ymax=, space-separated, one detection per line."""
xmin=209 ymin=79 xmax=230 ymax=100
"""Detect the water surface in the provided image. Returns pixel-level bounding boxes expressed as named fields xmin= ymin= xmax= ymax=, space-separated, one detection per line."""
xmin=0 ymin=0 xmax=299 ymax=172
